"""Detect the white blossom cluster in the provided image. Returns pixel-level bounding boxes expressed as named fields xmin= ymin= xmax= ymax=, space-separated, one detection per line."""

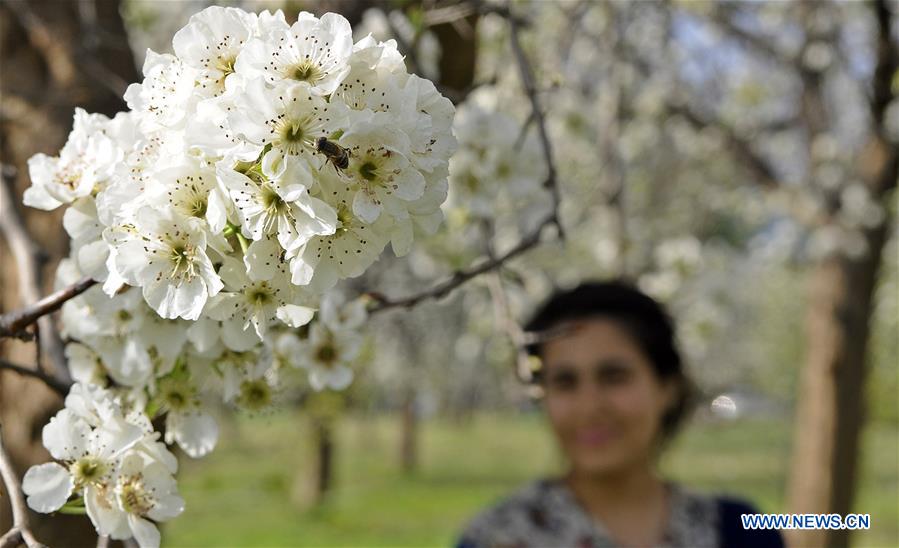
xmin=448 ymin=88 xmax=544 ymax=220
xmin=20 ymin=6 xmax=456 ymax=546
xmin=411 ymin=87 xmax=546 ymax=270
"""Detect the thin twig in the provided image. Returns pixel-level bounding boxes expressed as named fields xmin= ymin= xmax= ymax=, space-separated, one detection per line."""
xmin=0 ymin=425 xmax=47 ymax=548
xmin=507 ymin=2 xmax=565 ymax=240
xmin=369 ymin=212 xmax=556 ymax=312
xmin=0 ymin=358 xmax=71 ymax=397
xmin=666 ymin=102 xmax=781 ymax=189
xmin=484 ymin=272 xmax=533 ymax=382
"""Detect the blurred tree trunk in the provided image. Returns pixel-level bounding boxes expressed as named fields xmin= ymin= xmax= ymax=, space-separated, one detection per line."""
xmin=313 ymin=417 xmax=334 ymax=505
xmin=0 ymin=0 xmax=136 ymax=544
xmin=786 ymin=3 xmax=897 ymax=547
xmin=399 ymin=387 xmax=418 ymax=474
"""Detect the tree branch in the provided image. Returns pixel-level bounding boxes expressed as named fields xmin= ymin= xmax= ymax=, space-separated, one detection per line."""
xmin=369 ymin=212 xmax=557 ymax=312
xmin=0 ymin=165 xmax=73 ymax=383
xmin=0 ymin=358 xmax=71 ymax=397
xmin=507 ymin=3 xmax=565 ymax=239
xmin=872 ymin=0 xmax=898 ymax=140
xmin=708 ymin=5 xmax=801 ymax=72
xmin=666 ymin=102 xmax=781 ymax=189
xmin=0 ymin=425 xmax=47 ymax=548
xmin=484 ymin=272 xmax=533 ymax=383
xmin=0 ymin=277 xmax=97 ymax=341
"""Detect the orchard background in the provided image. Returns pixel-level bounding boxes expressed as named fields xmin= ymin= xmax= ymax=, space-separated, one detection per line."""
xmin=0 ymin=1 xmax=896 ymax=547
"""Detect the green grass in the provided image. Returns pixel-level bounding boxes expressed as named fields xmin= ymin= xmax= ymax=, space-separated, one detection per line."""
xmin=163 ymin=412 xmax=898 ymax=547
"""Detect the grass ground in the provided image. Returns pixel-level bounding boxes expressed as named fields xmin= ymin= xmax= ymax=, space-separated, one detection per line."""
xmin=163 ymin=412 xmax=898 ymax=547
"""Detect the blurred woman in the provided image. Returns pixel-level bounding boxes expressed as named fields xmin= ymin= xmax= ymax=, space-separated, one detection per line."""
xmin=456 ymin=281 xmax=784 ymax=548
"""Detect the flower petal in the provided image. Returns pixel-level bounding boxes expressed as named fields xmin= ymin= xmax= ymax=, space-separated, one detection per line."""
xmin=22 ymin=463 xmax=73 ymax=513
xmin=128 ymin=514 xmax=161 ymax=548
xmin=170 ymin=411 xmax=219 ymax=458
xmin=352 ymin=189 xmax=381 ymax=223
xmin=43 ymin=408 xmax=90 ymax=461
xmin=276 ymin=304 xmax=316 ymax=328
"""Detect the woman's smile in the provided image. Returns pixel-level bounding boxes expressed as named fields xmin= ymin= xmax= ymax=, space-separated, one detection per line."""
xmin=575 ymin=426 xmax=619 ymax=447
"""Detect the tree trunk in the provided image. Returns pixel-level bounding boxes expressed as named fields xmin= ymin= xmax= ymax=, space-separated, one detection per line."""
xmin=400 ymin=387 xmax=418 ymax=474
xmin=0 ymin=1 xmax=136 ymax=544
xmin=313 ymin=418 xmax=334 ymax=505
xmin=786 ymin=231 xmax=887 ymax=548
xmin=786 ymin=3 xmax=897 ymax=541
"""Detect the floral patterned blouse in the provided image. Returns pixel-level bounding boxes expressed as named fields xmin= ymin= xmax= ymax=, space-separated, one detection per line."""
xmin=456 ymin=478 xmax=783 ymax=548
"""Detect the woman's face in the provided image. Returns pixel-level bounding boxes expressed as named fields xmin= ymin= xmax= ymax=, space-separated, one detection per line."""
xmin=540 ymin=318 xmax=675 ymax=477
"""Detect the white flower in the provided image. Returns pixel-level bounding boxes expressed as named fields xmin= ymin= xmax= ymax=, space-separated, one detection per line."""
xmin=227 ymin=78 xmax=346 ymax=162
xmin=89 ymin=452 xmax=184 ymax=548
xmin=395 ymin=74 xmax=457 ymax=173
xmin=271 ymin=330 xmax=304 ymax=370
xmin=24 ymin=109 xmax=120 ymax=210
xmin=212 ymin=346 xmax=277 ymax=410
xmin=155 ymin=376 xmax=219 ymax=458
xmin=124 ymin=51 xmax=198 ymax=130
xmin=93 ymin=337 xmax=155 ymax=388
xmin=236 ymin=12 xmax=353 ymax=96
xmin=22 ymin=407 xmax=142 ymax=514
xmin=173 ymin=6 xmax=256 ymax=97
xmin=319 ymin=292 xmax=367 ymax=331
xmin=216 ymin=154 xmax=337 ymax=252
xmin=63 ymin=383 xmax=126 ymax=428
xmin=97 ymin=128 xmax=184 ymax=228
xmin=330 ymin=36 xmax=407 ymax=114
xmin=205 ymin=347 xmax=263 ymax=402
xmin=145 ymin=153 xmax=231 ymax=235
xmin=63 ymin=197 xmax=109 ymax=279
xmin=286 ymin=170 xmax=388 ymax=291
xmin=296 ymin=323 xmax=360 ymax=391
xmin=206 ymin=257 xmax=314 ymax=341
xmin=66 ymin=342 xmax=109 ymax=386
xmin=340 ymin=121 xmax=425 ymax=223
xmin=112 ymin=207 xmax=223 ymax=320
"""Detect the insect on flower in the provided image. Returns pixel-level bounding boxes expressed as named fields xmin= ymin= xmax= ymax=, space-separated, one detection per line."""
xmin=316 ymin=136 xmax=350 ymax=174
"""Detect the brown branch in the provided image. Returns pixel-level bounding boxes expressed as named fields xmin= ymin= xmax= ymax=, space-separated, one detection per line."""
xmin=0 ymin=358 xmax=71 ymax=397
xmin=708 ymin=5 xmax=801 ymax=72
xmin=667 ymin=102 xmax=781 ymax=189
xmin=0 ymin=277 xmax=97 ymax=340
xmin=369 ymin=212 xmax=557 ymax=312
xmin=0 ymin=166 xmax=72 ymax=382
xmin=872 ymin=0 xmax=899 ymax=140
xmin=0 ymin=425 xmax=47 ymax=548
xmin=507 ymin=4 xmax=565 ymax=239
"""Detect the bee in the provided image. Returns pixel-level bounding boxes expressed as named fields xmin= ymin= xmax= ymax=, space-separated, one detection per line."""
xmin=316 ymin=136 xmax=350 ymax=174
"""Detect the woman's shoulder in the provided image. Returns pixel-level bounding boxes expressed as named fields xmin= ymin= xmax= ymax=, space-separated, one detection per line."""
xmin=664 ymin=482 xmax=786 ymax=548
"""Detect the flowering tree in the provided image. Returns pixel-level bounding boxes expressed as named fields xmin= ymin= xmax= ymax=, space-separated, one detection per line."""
xmin=1 ymin=1 xmax=895 ymax=547
xmin=0 ymin=2 xmax=568 ymax=546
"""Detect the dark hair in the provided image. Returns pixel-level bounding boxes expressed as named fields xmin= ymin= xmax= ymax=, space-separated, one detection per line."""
xmin=524 ymin=280 xmax=695 ymax=445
